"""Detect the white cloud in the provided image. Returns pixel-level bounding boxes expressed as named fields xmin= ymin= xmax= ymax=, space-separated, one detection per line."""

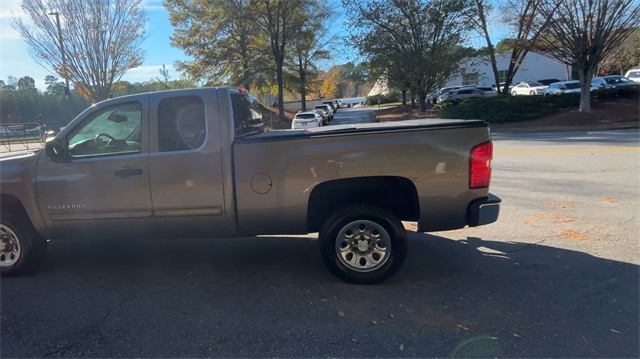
xmin=142 ymin=0 xmax=166 ymax=12
xmin=0 ymin=0 xmax=22 ymax=18
xmin=122 ymin=64 xmax=178 ymax=82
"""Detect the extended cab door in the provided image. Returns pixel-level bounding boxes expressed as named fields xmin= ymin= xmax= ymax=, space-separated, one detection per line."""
xmin=36 ymin=97 xmax=153 ymax=238
xmin=147 ymin=90 xmax=229 ymax=238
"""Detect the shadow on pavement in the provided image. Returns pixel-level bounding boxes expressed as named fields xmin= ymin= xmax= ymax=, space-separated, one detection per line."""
xmin=1 ymin=233 xmax=637 ymax=358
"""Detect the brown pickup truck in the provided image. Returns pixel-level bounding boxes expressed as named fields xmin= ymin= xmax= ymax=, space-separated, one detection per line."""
xmin=0 ymin=87 xmax=500 ymax=283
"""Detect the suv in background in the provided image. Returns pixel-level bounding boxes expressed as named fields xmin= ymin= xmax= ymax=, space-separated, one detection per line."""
xmin=291 ymin=111 xmax=323 ymax=129
xmin=623 ymin=69 xmax=640 ymax=83
xmin=591 ymin=75 xmax=640 ymax=89
xmin=437 ymin=87 xmax=487 ymax=103
xmin=322 ymin=100 xmax=337 ymax=113
xmin=314 ymin=104 xmax=334 ymax=121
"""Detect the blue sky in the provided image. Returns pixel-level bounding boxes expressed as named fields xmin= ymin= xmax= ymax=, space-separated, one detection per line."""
xmin=0 ymin=0 xmax=505 ymax=91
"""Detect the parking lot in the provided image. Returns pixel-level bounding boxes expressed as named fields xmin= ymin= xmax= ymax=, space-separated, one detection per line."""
xmin=1 ymin=109 xmax=638 ymax=358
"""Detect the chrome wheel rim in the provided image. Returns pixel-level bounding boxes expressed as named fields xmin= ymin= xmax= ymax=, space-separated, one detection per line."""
xmin=0 ymin=224 xmax=21 ymax=268
xmin=335 ymin=220 xmax=391 ymax=272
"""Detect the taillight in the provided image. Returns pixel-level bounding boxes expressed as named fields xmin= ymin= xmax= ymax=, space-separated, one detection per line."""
xmin=469 ymin=141 xmax=493 ymax=189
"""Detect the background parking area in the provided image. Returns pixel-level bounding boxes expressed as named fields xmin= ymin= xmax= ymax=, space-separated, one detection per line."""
xmin=1 ymin=120 xmax=638 ymax=358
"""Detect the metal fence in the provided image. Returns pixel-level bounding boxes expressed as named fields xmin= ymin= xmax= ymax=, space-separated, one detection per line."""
xmin=0 ymin=122 xmax=67 ymax=153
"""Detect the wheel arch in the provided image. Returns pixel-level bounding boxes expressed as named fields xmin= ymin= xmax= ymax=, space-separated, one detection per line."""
xmin=307 ymin=176 xmax=419 ymax=233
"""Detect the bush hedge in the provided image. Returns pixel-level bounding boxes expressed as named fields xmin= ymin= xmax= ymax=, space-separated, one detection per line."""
xmin=366 ymin=92 xmax=400 ymax=106
xmin=439 ymin=87 xmax=639 ymax=123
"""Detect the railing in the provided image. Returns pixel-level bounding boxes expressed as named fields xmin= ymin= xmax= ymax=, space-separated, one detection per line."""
xmin=0 ymin=122 xmax=66 ymax=153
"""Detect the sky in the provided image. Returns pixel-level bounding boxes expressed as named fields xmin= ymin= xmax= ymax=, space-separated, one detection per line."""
xmin=0 ymin=0 xmax=506 ymax=91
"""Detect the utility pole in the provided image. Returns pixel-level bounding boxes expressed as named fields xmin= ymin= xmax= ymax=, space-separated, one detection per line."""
xmin=48 ymin=12 xmax=70 ymax=99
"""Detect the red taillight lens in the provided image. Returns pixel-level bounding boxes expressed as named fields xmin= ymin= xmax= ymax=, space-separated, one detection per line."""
xmin=469 ymin=141 xmax=493 ymax=189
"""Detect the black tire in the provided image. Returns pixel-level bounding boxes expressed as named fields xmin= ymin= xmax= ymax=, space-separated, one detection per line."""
xmin=0 ymin=213 xmax=46 ymax=276
xmin=318 ymin=205 xmax=407 ymax=284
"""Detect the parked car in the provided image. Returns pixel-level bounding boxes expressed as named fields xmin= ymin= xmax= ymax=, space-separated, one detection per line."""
xmin=431 ymin=86 xmax=462 ymax=103
xmin=511 ymin=81 xmax=548 ymax=96
xmin=624 ymin=69 xmax=640 ymax=83
xmin=292 ymin=111 xmax=323 ymax=129
xmin=491 ymin=82 xmax=513 ymax=93
xmin=591 ymin=75 xmax=640 ymax=89
xmin=475 ymin=87 xmax=497 ymax=96
xmin=537 ymin=78 xmax=563 ymax=86
xmin=322 ymin=100 xmax=337 ymax=113
xmin=543 ymin=81 xmax=582 ymax=96
xmin=314 ymin=108 xmax=330 ymax=125
xmin=437 ymin=88 xmax=486 ymax=103
xmin=314 ymin=104 xmax=334 ymax=120
xmin=0 ymin=87 xmax=501 ymax=283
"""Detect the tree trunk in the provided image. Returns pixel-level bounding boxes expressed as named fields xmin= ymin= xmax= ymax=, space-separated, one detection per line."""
xmin=578 ymin=67 xmax=593 ymax=112
xmin=475 ymin=0 xmax=502 ymax=95
xmin=276 ymin=58 xmax=285 ymax=120
xmin=410 ymin=90 xmax=416 ymax=106
xmin=401 ymin=90 xmax=407 ymax=106
xmin=299 ymin=64 xmax=306 ymax=112
xmin=418 ymin=90 xmax=427 ymax=112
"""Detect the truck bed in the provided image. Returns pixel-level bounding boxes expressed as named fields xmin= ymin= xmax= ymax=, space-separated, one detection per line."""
xmin=240 ymin=119 xmax=487 ymax=142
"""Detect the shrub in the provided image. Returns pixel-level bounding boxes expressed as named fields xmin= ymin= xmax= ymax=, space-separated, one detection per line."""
xmin=366 ymin=92 xmax=400 ymax=106
xmin=439 ymin=94 xmax=583 ymax=123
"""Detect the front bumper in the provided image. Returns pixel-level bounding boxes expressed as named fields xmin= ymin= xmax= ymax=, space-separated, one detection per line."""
xmin=468 ymin=194 xmax=501 ymax=227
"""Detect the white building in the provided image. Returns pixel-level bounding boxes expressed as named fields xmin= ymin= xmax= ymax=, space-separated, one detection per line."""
xmin=445 ymin=52 xmax=574 ymax=87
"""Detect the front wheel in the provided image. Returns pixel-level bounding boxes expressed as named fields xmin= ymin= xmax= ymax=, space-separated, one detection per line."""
xmin=529 ymin=90 xmax=536 ymax=96
xmin=319 ymin=206 xmax=407 ymax=284
xmin=0 ymin=214 xmax=46 ymax=276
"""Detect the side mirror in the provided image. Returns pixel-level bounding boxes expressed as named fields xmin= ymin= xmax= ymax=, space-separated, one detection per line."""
xmin=107 ymin=112 xmax=128 ymax=123
xmin=45 ymin=137 xmax=69 ymax=163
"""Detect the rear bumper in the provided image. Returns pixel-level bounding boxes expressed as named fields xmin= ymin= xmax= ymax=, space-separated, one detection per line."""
xmin=468 ymin=194 xmax=501 ymax=227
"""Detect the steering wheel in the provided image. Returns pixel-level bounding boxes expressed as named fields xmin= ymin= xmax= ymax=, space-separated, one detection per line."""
xmin=95 ymin=133 xmax=117 ymax=148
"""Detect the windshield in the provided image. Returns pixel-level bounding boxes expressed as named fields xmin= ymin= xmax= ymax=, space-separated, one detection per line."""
xmin=295 ymin=113 xmax=316 ymax=119
xmin=627 ymin=71 xmax=640 ymax=77
xmin=564 ymin=82 xmax=580 ymax=89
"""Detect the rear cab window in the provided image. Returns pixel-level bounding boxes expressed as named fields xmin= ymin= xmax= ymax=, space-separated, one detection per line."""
xmin=158 ymin=95 xmax=206 ymax=152
xmin=231 ymin=89 xmax=264 ymax=137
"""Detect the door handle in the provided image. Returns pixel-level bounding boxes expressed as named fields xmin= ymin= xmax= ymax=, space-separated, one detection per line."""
xmin=114 ymin=167 xmax=143 ymax=178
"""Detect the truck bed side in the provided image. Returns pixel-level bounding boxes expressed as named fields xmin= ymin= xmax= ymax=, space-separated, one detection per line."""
xmin=232 ymin=122 xmax=491 ymax=236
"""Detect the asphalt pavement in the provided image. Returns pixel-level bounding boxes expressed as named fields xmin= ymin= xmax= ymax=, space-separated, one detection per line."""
xmin=1 ymin=110 xmax=638 ymax=358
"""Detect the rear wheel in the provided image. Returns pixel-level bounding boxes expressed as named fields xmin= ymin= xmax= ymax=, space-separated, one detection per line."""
xmin=319 ymin=206 xmax=407 ymax=284
xmin=511 ymin=91 xmax=517 ymax=96
xmin=0 ymin=214 xmax=46 ymax=276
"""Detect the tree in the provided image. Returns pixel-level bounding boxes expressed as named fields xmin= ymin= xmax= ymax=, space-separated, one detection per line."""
xmin=165 ymin=0 xmax=269 ymax=91
xmin=17 ymin=76 xmax=38 ymax=95
xmin=598 ymin=28 xmax=640 ymax=75
xmin=468 ymin=0 xmax=501 ymax=93
xmin=44 ymin=75 xmax=65 ymax=96
xmin=341 ymin=62 xmax=369 ymax=97
xmin=345 ymin=0 xmax=475 ymax=111
xmin=288 ymin=2 xmax=332 ymax=111
xmin=537 ymin=0 xmax=640 ymax=112
xmin=249 ymin=0 xmax=312 ymax=119
xmin=12 ymin=0 xmax=147 ymax=102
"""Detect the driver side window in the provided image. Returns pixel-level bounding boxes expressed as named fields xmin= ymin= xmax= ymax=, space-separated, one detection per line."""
xmin=67 ymin=102 xmax=143 ymax=158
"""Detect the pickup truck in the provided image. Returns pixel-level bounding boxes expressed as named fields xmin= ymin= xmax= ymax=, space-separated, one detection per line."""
xmin=0 ymin=87 xmax=500 ymax=283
